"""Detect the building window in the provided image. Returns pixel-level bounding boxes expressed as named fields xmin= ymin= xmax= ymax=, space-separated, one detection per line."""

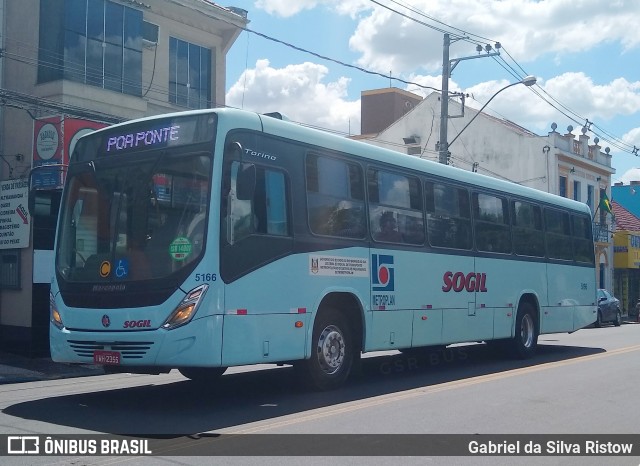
xmin=169 ymin=37 xmax=212 ymax=109
xmin=573 ymin=180 xmax=581 ymax=201
xmin=587 ymin=185 xmax=594 ymax=213
xmin=38 ymin=0 xmax=142 ymax=97
xmin=559 ymin=175 xmax=567 ymax=197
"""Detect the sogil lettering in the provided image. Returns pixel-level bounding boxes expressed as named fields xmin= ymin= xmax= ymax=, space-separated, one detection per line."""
xmin=442 ymin=271 xmax=488 ymax=293
xmin=123 ymin=319 xmax=151 ymax=328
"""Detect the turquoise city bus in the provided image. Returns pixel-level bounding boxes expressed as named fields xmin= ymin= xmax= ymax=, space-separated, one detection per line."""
xmin=40 ymin=108 xmax=597 ymax=390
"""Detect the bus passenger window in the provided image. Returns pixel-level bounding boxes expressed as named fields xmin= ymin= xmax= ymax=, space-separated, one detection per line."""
xmin=368 ymin=169 xmax=423 ymax=245
xmin=473 ymin=193 xmax=511 ymax=254
xmin=425 ymin=181 xmax=471 ymax=249
xmin=225 ymin=161 xmax=290 ymax=244
xmin=306 ymin=154 xmax=365 ymax=239
xmin=572 ymin=214 xmax=595 ymax=263
xmin=545 ymin=208 xmax=573 ymax=260
xmin=512 ymin=201 xmax=545 ymax=257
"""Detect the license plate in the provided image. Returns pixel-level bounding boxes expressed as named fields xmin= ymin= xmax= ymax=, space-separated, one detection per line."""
xmin=93 ymin=350 xmax=121 ymax=365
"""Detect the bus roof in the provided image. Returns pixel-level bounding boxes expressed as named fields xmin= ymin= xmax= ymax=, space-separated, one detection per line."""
xmin=93 ymin=107 xmax=592 ymax=216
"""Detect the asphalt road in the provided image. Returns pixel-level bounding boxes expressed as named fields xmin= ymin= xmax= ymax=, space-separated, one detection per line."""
xmin=1 ymin=322 xmax=639 ymax=465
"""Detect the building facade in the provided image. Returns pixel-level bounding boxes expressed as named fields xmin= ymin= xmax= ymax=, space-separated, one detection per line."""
xmin=612 ymin=183 xmax=640 ymax=315
xmin=357 ymin=88 xmax=615 ymax=291
xmin=0 ymin=0 xmax=247 ymax=355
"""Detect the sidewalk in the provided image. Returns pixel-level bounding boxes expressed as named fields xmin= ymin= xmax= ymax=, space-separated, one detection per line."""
xmin=0 ymin=351 xmax=104 ymax=384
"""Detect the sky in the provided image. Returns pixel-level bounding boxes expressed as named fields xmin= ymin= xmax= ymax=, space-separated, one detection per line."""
xmin=222 ymin=0 xmax=640 ymax=186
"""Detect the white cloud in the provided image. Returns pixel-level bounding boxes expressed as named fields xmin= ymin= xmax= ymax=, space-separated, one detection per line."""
xmin=617 ymin=168 xmax=640 ymax=185
xmin=543 ymin=73 xmax=640 ymax=121
xmin=400 ymin=72 xmax=640 ymax=136
xmin=253 ymin=0 xmax=321 ymax=17
xmin=239 ymin=0 xmax=640 ymax=149
xmin=345 ymin=0 xmax=640 ymax=75
xmin=252 ymin=0 xmax=640 ymax=76
xmin=254 ymin=0 xmax=369 ymax=18
xmin=226 ymin=59 xmax=361 ymax=133
xmin=623 ymin=127 xmax=640 ymax=146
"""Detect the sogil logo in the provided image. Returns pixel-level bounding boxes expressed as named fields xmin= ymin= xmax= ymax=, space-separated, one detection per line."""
xmin=372 ymin=254 xmax=394 ymax=292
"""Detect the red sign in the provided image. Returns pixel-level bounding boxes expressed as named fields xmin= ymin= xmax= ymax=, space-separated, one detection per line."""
xmin=63 ymin=118 xmax=107 ymax=163
xmin=32 ymin=116 xmax=108 ymax=189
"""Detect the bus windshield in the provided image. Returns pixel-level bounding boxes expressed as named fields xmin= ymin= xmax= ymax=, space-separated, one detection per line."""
xmin=56 ymin=152 xmax=211 ymax=283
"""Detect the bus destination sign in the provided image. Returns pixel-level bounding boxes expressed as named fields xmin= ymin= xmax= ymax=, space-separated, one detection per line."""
xmin=106 ymin=125 xmax=180 ymax=153
xmin=80 ymin=114 xmax=217 ymax=160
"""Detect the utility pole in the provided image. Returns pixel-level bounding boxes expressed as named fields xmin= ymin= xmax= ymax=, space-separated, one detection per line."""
xmin=438 ymin=34 xmax=451 ymax=165
xmin=438 ymin=34 xmax=502 ymax=164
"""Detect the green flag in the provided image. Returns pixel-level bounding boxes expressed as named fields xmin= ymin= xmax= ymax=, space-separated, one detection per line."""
xmin=599 ymin=192 xmax=614 ymax=217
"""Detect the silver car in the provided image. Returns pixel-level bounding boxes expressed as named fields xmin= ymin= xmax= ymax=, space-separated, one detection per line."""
xmin=596 ymin=289 xmax=622 ymax=327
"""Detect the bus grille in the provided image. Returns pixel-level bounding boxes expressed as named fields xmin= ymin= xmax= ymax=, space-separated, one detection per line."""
xmin=68 ymin=340 xmax=154 ymax=360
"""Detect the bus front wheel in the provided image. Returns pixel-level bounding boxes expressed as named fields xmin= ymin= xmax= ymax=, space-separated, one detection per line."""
xmin=297 ymin=308 xmax=354 ymax=391
xmin=510 ymin=302 xmax=538 ymax=359
xmin=179 ymin=366 xmax=227 ymax=383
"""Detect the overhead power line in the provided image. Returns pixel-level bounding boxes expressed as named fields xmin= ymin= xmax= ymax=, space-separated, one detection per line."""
xmin=239 ymin=26 xmax=441 ymax=93
xmin=368 ymin=0 xmax=636 ymax=158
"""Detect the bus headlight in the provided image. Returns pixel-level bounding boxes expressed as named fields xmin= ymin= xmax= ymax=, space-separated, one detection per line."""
xmin=161 ymin=284 xmax=209 ymax=330
xmin=50 ymin=293 xmax=64 ymax=330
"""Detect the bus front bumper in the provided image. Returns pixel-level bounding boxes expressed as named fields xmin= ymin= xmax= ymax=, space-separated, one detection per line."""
xmin=50 ymin=314 xmax=224 ymax=368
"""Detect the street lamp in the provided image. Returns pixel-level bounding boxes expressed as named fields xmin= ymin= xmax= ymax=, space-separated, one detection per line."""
xmin=443 ymin=75 xmax=537 ymax=162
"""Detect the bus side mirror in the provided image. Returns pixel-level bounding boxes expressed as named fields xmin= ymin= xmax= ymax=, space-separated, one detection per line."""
xmin=236 ymin=163 xmax=256 ymax=200
xmin=224 ymin=141 xmax=255 ymax=199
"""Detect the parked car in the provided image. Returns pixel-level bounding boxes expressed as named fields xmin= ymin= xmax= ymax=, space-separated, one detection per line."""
xmin=596 ymin=289 xmax=622 ymax=327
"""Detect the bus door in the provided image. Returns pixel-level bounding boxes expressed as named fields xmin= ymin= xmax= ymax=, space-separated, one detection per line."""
xmin=426 ymin=182 xmax=484 ymax=344
xmin=440 ymin=257 xmax=486 ymax=343
xmin=463 ymin=192 xmax=516 ymax=342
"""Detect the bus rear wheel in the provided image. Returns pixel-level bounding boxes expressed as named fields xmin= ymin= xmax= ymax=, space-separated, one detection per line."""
xmin=510 ymin=302 xmax=538 ymax=359
xmin=297 ymin=308 xmax=354 ymax=391
xmin=179 ymin=366 xmax=227 ymax=383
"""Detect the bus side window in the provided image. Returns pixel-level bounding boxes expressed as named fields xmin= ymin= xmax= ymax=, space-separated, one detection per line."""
xmin=425 ymin=181 xmax=471 ymax=249
xmin=512 ymin=200 xmax=545 ymax=257
xmin=305 ymin=154 xmax=365 ymax=239
xmin=473 ymin=192 xmax=511 ymax=254
xmin=368 ymin=168 xmax=423 ymax=245
xmin=545 ymin=208 xmax=573 ymax=260
xmin=225 ymin=161 xmax=290 ymax=244
xmin=572 ymin=214 xmax=595 ymax=263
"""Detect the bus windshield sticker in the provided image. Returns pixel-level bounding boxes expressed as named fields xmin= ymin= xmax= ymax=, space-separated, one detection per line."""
xmin=309 ymin=255 xmax=368 ymax=277
xmin=114 ymin=259 xmax=129 ymax=279
xmin=99 ymin=261 xmax=111 ymax=278
xmin=169 ymin=237 xmax=192 ymax=261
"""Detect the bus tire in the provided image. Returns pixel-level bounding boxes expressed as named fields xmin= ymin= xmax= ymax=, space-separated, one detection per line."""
xmin=297 ymin=308 xmax=354 ymax=391
xmin=179 ymin=366 xmax=227 ymax=383
xmin=510 ymin=302 xmax=538 ymax=359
